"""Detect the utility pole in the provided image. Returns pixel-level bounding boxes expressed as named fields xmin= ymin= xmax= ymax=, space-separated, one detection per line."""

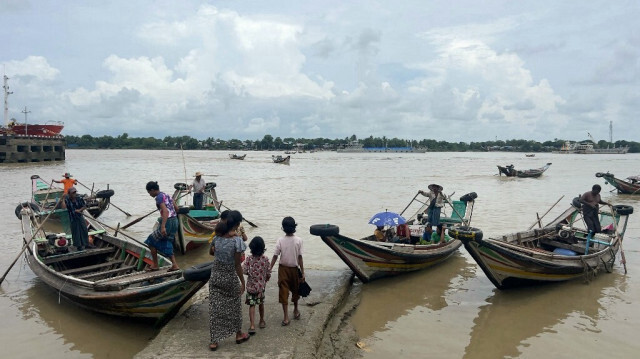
xmin=22 ymin=106 xmax=31 ymax=135
xmin=3 ymin=69 xmax=13 ymax=127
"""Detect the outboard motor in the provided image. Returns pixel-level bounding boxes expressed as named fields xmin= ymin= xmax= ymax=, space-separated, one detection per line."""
xmin=46 ymin=233 xmax=71 ymax=253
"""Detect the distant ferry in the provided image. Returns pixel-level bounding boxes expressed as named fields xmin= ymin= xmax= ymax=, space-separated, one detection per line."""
xmin=337 ymin=141 xmax=427 ymax=153
xmin=552 ymin=141 xmax=628 ymax=154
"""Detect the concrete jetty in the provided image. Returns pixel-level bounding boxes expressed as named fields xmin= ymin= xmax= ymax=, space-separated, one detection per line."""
xmin=0 ymin=134 xmax=65 ymax=163
xmin=135 ymin=269 xmax=357 ymax=359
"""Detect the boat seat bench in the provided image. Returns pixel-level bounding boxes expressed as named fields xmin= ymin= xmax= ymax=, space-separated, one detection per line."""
xmin=76 ymin=265 xmax=137 ymax=280
xmin=33 ymin=229 xmax=107 ymax=244
xmin=41 ymin=247 xmax=116 ymax=265
xmin=60 ymin=259 xmax=125 ymax=275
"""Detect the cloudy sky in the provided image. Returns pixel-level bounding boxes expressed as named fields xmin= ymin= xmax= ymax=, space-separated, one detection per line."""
xmin=2 ymin=1 xmax=639 ymax=142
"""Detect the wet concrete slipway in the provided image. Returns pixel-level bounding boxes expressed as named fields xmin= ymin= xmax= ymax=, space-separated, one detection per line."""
xmin=135 ymin=269 xmax=361 ymax=359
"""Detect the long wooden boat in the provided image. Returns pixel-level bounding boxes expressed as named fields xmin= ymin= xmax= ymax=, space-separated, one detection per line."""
xmin=402 ymin=191 xmax=478 ymax=237
xmin=497 ymin=162 xmax=552 ymax=178
xmin=228 ymin=153 xmax=246 ymax=160
xmin=171 ymin=182 xmax=221 ymax=254
xmin=597 ymin=172 xmax=640 ymax=195
xmin=309 ymin=224 xmax=462 ymax=283
xmin=16 ymin=175 xmax=114 ymax=219
xmin=449 ymin=203 xmax=634 ymax=289
xmin=19 ymin=207 xmax=207 ymax=326
xmin=272 ymin=155 xmax=290 ymax=164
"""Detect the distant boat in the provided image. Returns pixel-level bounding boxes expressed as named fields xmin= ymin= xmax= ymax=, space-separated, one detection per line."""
xmin=337 ymin=141 xmax=427 ymax=153
xmin=1 ymin=75 xmax=64 ymax=137
xmin=525 ymin=154 xmax=535 ymax=157
xmin=272 ymin=155 xmax=290 ymax=164
xmin=228 ymin=154 xmax=246 ymax=160
xmin=552 ymin=141 xmax=628 ymax=154
xmin=497 ymin=163 xmax=552 ymax=178
xmin=596 ymin=172 xmax=640 ymax=195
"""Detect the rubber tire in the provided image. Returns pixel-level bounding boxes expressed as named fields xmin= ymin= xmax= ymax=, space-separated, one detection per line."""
xmin=96 ymin=189 xmax=115 ymax=198
xmin=460 ymin=192 xmax=478 ymax=202
xmin=177 ymin=206 xmax=190 ymax=215
xmin=309 ymin=224 xmax=340 ymax=237
xmin=613 ymin=204 xmax=633 ymax=215
xmin=572 ymin=197 xmax=582 ymax=209
xmin=448 ymin=226 xmax=483 ymax=241
xmin=15 ymin=202 xmax=40 ymax=219
xmin=204 ymin=182 xmax=217 ymax=190
xmin=595 ymin=172 xmax=606 ymax=178
xmin=183 ymin=261 xmax=214 ymax=281
xmin=174 ymin=183 xmax=188 ymax=190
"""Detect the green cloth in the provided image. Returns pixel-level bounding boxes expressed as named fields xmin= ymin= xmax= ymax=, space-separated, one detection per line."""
xmin=418 ymin=231 xmax=451 ymax=245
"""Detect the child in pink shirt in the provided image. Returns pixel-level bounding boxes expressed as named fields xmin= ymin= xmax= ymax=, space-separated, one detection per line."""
xmin=242 ymin=236 xmax=271 ymax=334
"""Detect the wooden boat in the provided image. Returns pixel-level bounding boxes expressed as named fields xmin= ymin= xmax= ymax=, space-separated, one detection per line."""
xmin=596 ymin=172 xmax=640 ymax=195
xmin=228 ymin=154 xmax=246 ymax=160
xmin=19 ymin=207 xmax=207 ymax=326
xmin=15 ymin=175 xmax=114 ymax=220
xmin=402 ymin=191 xmax=478 ymax=237
xmin=171 ymin=182 xmax=221 ymax=254
xmin=497 ymin=162 xmax=552 ymax=178
xmin=525 ymin=154 xmax=535 ymax=157
xmin=449 ymin=202 xmax=634 ymax=289
xmin=272 ymin=155 xmax=290 ymax=164
xmin=309 ymin=224 xmax=461 ymax=283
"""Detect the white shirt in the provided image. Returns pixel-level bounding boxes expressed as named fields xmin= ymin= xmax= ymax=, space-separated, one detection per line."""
xmin=192 ymin=178 xmax=206 ymax=193
xmin=274 ymin=235 xmax=303 ymax=267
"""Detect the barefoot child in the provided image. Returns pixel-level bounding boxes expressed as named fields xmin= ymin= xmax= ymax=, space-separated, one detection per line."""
xmin=270 ymin=216 xmax=305 ymax=326
xmin=243 ymin=236 xmax=271 ymax=334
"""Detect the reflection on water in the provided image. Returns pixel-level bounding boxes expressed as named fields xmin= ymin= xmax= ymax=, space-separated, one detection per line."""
xmin=18 ymin=281 xmax=158 ymax=358
xmin=352 ymin=255 xmax=473 ymax=338
xmin=463 ymin=273 xmax=624 ymax=359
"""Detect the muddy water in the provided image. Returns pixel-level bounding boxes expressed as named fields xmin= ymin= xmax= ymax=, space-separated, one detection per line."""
xmin=1 ymin=150 xmax=639 ymax=358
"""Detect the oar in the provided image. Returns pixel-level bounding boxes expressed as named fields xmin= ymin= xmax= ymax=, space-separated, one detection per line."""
xmin=1 ymin=205 xmax=57 ymax=285
xmin=220 ymin=203 xmax=258 ymax=227
xmin=121 ymin=209 xmax=159 ymax=230
xmin=399 ymin=191 xmax=420 ymax=216
xmin=527 ymin=195 xmax=565 ymax=230
xmin=76 ymin=180 xmax=132 ymax=217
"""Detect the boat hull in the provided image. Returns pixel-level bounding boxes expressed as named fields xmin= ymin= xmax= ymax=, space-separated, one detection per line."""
xmin=598 ymin=173 xmax=640 ymax=195
xmin=176 ymin=212 xmax=218 ymax=254
xmin=10 ymin=124 xmax=64 ymax=137
xmin=319 ymin=233 xmax=461 ymax=283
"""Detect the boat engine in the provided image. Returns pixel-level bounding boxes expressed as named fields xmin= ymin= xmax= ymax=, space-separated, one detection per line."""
xmin=46 ymin=233 xmax=71 ymax=253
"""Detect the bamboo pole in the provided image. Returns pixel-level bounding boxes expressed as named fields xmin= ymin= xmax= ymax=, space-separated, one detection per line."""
xmin=528 ymin=195 xmax=565 ymax=230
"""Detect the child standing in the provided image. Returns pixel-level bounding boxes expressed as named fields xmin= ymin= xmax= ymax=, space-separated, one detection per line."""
xmin=242 ymin=236 xmax=271 ymax=334
xmin=270 ymin=216 xmax=304 ymax=326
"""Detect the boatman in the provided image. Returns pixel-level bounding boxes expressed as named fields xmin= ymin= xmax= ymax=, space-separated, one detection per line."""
xmin=579 ymin=184 xmax=611 ymax=234
xmin=53 ymin=172 xmax=77 ymax=194
xmin=188 ymin=171 xmax=206 ymax=210
xmin=61 ymin=187 xmax=93 ymax=251
xmin=419 ymin=184 xmax=446 ymax=227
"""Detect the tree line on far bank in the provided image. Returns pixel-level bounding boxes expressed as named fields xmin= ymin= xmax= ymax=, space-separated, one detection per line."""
xmin=64 ymin=133 xmax=640 ymax=153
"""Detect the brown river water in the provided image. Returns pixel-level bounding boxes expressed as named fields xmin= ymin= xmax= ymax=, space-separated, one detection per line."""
xmin=1 ymin=149 xmax=639 ymax=358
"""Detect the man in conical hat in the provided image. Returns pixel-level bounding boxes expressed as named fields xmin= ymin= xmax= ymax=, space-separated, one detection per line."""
xmin=188 ymin=171 xmax=206 ymax=210
xmin=418 ymin=183 xmax=446 ymax=227
xmin=53 ymin=172 xmax=78 ymax=194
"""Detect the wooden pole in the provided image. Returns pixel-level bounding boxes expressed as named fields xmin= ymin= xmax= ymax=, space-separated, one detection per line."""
xmin=1 ymin=205 xmax=57 ymax=285
xmin=76 ymin=180 xmax=132 ymax=216
xmin=219 ymin=203 xmax=258 ymax=227
xmin=120 ymin=208 xmax=159 ymax=229
xmin=528 ymin=195 xmax=565 ymax=230
xmin=608 ymin=204 xmax=627 ymax=274
xmin=399 ymin=191 xmax=420 ymax=216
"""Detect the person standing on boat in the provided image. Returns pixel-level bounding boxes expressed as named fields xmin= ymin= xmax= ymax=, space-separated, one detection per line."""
xmin=270 ymin=216 xmax=304 ymax=326
xmin=144 ymin=181 xmax=180 ymax=271
xmin=188 ymin=172 xmax=206 ymax=210
xmin=208 ymin=210 xmax=249 ymax=351
xmin=579 ymin=184 xmax=611 ymax=234
xmin=53 ymin=172 xmax=77 ymax=194
xmin=61 ymin=187 xmax=92 ymax=251
xmin=419 ymin=184 xmax=446 ymax=227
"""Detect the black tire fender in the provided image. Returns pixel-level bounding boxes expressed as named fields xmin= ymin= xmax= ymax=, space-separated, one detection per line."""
xmin=613 ymin=204 xmax=633 ymax=216
xmin=15 ymin=202 xmax=40 ymax=219
xmin=96 ymin=189 xmax=115 ymax=198
xmin=177 ymin=206 xmax=191 ymax=215
xmin=595 ymin=172 xmax=606 ymax=178
xmin=310 ymin=224 xmax=339 ymax=237
xmin=572 ymin=197 xmax=582 ymax=209
xmin=174 ymin=182 xmax=188 ymax=190
xmin=183 ymin=261 xmax=214 ymax=281
xmin=460 ymin=192 xmax=478 ymax=202
xmin=448 ymin=226 xmax=483 ymax=241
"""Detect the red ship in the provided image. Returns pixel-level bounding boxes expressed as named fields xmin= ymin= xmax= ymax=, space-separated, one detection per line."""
xmin=2 ymin=74 xmax=64 ymax=137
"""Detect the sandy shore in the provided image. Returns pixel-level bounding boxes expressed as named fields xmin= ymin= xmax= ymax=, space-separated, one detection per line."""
xmin=135 ymin=269 xmax=361 ymax=358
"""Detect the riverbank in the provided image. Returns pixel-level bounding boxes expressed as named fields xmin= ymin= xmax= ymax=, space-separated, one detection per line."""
xmin=135 ymin=269 xmax=359 ymax=358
